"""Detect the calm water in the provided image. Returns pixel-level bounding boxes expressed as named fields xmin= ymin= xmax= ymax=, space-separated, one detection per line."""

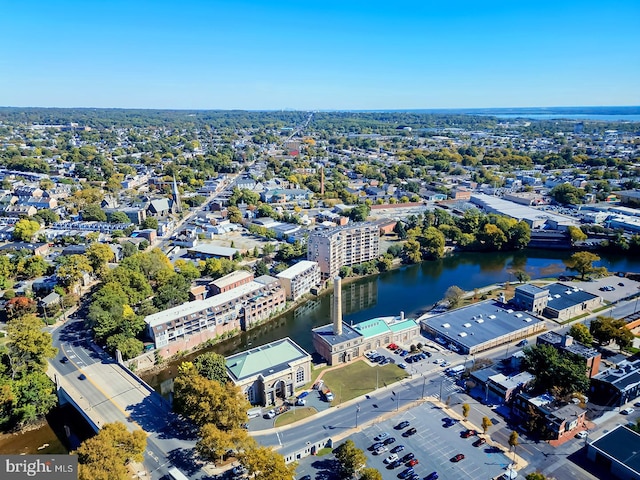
xmin=490 ymin=114 xmax=640 ymax=122
xmin=140 ymin=249 xmax=640 ymax=393
xmin=12 ymin=249 xmax=640 ymax=450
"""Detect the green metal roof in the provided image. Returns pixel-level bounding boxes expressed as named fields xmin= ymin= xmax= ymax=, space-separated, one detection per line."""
xmin=389 ymin=319 xmax=418 ymax=333
xmin=353 ymin=318 xmax=391 ymax=338
xmin=226 ymin=338 xmax=309 ymax=381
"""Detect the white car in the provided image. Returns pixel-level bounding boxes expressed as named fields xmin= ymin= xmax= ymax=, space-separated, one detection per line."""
xmin=375 ymin=432 xmax=389 ymax=441
xmin=384 ymin=453 xmax=399 ymax=464
xmin=621 ymin=408 xmax=635 ymax=415
xmin=374 ymin=446 xmax=388 ymax=455
xmin=434 ymin=358 xmax=445 ymax=365
xmin=575 ymin=431 xmax=588 ymax=439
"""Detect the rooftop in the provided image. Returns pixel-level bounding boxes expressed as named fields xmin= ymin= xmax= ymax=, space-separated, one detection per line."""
xmin=537 ymin=331 xmax=600 ymax=359
xmin=226 ymin=338 xmax=310 ymax=382
xmin=145 ymin=281 xmax=264 ymax=328
xmin=210 ymin=270 xmax=253 ymax=289
xmin=593 ymin=359 xmax=640 ymax=392
xmin=590 ymin=425 xmax=640 ymax=475
xmin=515 ymin=284 xmax=548 ymax=296
xmin=187 ymin=244 xmax=239 ymax=257
xmin=312 ymin=322 xmax=361 ymax=346
xmin=421 ymin=299 xmax=545 ymax=349
xmin=545 ymin=283 xmax=599 ymax=312
xmin=276 ymin=261 xmax=318 ymax=280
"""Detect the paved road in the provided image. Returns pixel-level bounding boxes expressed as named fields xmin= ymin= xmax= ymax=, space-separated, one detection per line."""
xmin=49 ymin=319 xmax=205 ymax=480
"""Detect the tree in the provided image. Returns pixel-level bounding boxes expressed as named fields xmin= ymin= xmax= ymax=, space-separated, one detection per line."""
xmin=108 ymin=211 xmax=131 ymax=224
xmin=462 ymin=403 xmax=470 ymax=419
xmin=521 ymin=344 xmax=590 ymax=396
xmin=445 ymin=285 xmax=465 ymax=309
xmin=196 ymin=425 xmax=252 ymax=465
xmin=140 ymin=217 xmax=158 ymax=230
xmin=75 ymin=422 xmax=147 ymax=480
xmin=174 ymin=259 xmax=201 ymax=282
xmin=153 ymin=273 xmax=190 ymax=309
xmin=334 ymin=439 xmax=367 ymax=478
xmin=86 ymin=243 xmax=115 ymax=276
xmin=19 ymin=255 xmax=49 ymax=279
xmin=12 ymin=219 xmax=41 ymax=242
xmin=590 ymin=316 xmax=634 ymax=348
xmin=525 ymin=473 xmax=550 ymax=480
xmin=477 ymin=223 xmax=507 ymax=250
xmin=10 ymin=370 xmax=58 ymax=428
xmin=564 ymin=251 xmax=600 ymax=280
xmin=57 ymin=254 xmax=93 ymax=289
xmin=393 ymin=222 xmax=407 ymax=239
xmin=173 ymin=363 xmax=249 ymax=430
xmin=507 ymin=220 xmax=531 ymax=249
xmin=481 ymin=416 xmax=493 ymax=434
xmin=420 ymin=226 xmax=445 ymax=259
xmin=193 ymin=352 xmax=228 ymax=384
xmin=550 ymin=183 xmax=585 ymax=204
xmin=34 ymin=208 xmax=59 ymax=226
xmin=82 ymin=203 xmax=108 ymax=222
xmin=402 ymin=239 xmax=422 ymax=264
xmin=6 ymin=314 xmax=57 ymax=379
xmin=227 ymin=206 xmax=243 ymax=223
xmin=348 ymin=204 xmax=371 ymax=222
xmin=359 ymin=467 xmax=383 ymax=480
xmin=567 ymin=226 xmax=587 ymax=243
xmin=5 ymin=296 xmax=37 ymax=319
xmin=568 ymin=323 xmax=594 ymax=346
xmin=513 ymin=270 xmax=531 ymax=283
xmin=254 ymin=260 xmax=270 ymax=276
xmin=508 ymin=430 xmax=519 ymax=451
xmin=239 ymin=444 xmax=296 ymax=480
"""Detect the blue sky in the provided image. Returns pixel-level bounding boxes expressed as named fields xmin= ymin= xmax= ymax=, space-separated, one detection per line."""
xmin=1 ymin=0 xmax=638 ymax=110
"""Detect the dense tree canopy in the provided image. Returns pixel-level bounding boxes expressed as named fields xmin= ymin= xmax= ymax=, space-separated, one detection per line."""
xmin=522 ymin=344 xmax=590 ymax=397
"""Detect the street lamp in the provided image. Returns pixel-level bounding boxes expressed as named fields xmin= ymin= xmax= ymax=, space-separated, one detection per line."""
xmin=355 ymin=404 xmax=360 ymax=428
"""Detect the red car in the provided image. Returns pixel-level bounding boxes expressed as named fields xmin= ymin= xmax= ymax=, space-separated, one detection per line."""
xmin=407 ymin=459 xmax=419 ymax=467
xmin=388 ymin=343 xmax=398 ymax=350
xmin=461 ymin=429 xmax=476 ymax=438
xmin=451 ymin=454 xmax=465 ymax=462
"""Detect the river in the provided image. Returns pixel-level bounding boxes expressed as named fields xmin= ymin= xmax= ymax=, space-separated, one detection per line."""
xmin=139 ymin=249 xmax=640 ymax=394
xmin=7 ymin=248 xmax=640 ymax=453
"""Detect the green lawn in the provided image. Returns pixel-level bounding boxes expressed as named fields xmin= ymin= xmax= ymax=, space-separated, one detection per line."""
xmin=274 ymin=407 xmax=317 ymax=427
xmin=321 ymin=360 xmax=408 ymax=405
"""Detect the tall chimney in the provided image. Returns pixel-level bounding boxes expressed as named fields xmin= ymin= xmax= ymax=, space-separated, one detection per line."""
xmin=400 ymin=311 xmax=405 ymax=321
xmin=333 ymin=276 xmax=343 ymax=335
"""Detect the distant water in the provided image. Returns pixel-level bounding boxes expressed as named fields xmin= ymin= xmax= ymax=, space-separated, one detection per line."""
xmin=485 ymin=114 xmax=640 ymax=122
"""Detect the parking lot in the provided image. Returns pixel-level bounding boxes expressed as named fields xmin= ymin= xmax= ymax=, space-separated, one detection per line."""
xmin=366 ymin=341 xmax=462 ymax=380
xmin=573 ymin=275 xmax=640 ymax=303
xmin=295 ymin=399 xmax=512 ymax=480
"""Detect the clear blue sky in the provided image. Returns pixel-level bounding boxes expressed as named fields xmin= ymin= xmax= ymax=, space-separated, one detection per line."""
xmin=1 ymin=0 xmax=638 ymax=110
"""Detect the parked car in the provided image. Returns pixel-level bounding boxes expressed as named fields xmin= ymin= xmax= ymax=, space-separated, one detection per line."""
xmin=516 ymin=339 xmax=529 ymax=347
xmin=575 ymin=431 xmax=588 ymax=439
xmin=443 ymin=418 xmax=458 ymax=427
xmin=371 ymin=442 xmax=383 ymax=451
xmin=399 ymin=350 xmax=408 ymax=356
xmin=451 ymin=454 xmax=465 ymax=462
xmin=375 ymin=432 xmax=389 ymax=441
xmin=391 ymin=445 xmax=405 ymax=453
xmin=473 ymin=437 xmax=486 ymax=447
xmin=401 ymin=452 xmax=415 ymax=462
xmin=398 ymin=363 xmax=407 ymax=369
xmin=388 ymin=343 xmax=398 ymax=350
xmin=402 ymin=427 xmax=417 ymax=437
xmin=384 ymin=453 xmax=399 ymax=464
xmin=622 ymin=408 xmax=635 ymax=415
xmin=374 ymin=445 xmax=388 ymax=455
xmin=264 ymin=410 xmax=276 ymax=419
xmin=407 ymin=459 xmax=419 ymax=467
xmin=60 ymin=356 xmax=69 ymax=363
xmin=383 ymin=437 xmax=396 ymax=445
xmin=396 ymin=421 xmax=410 ymax=429
xmin=398 ymin=467 xmax=415 ymax=479
xmin=297 ymin=391 xmax=309 ymax=399
xmin=388 ymin=459 xmax=402 ymax=469
xmin=425 ymin=472 xmax=439 ymax=480
xmin=461 ymin=429 xmax=476 ymax=438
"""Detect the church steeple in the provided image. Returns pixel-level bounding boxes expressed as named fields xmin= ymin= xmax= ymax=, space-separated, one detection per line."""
xmin=172 ymin=175 xmax=182 ymax=213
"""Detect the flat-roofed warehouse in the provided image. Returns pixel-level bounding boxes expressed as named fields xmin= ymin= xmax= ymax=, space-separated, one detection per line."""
xmin=587 ymin=425 xmax=640 ymax=480
xmin=420 ymin=299 xmax=546 ymax=355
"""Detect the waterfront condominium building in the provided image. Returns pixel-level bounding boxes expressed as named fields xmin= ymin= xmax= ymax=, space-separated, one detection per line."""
xmin=307 ymin=223 xmax=380 ymax=280
xmin=145 ymin=275 xmax=286 ymax=356
xmin=276 ymin=260 xmax=321 ymax=301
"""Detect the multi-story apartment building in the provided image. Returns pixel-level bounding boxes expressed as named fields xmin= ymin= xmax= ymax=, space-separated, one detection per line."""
xmin=145 ymin=275 xmax=286 ymax=356
xmin=307 ymin=223 xmax=380 ymax=280
xmin=276 ymin=260 xmax=320 ymax=301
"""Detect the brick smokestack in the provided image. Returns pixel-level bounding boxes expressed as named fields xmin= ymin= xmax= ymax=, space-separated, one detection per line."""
xmin=333 ymin=276 xmax=342 ymax=335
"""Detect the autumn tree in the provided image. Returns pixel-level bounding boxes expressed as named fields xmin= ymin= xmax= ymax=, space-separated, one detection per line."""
xmin=462 ymin=403 xmax=470 ymax=420
xmin=360 ymin=467 xmax=383 ymax=480
xmin=481 ymin=416 xmax=493 ymax=434
xmin=568 ymin=323 xmax=594 ymax=346
xmin=567 ymin=226 xmax=588 ymax=243
xmin=590 ymin=316 xmax=634 ymax=348
xmin=445 ymin=285 xmax=465 ymax=309
xmin=173 ymin=362 xmax=249 ymax=430
xmin=334 ymin=439 xmax=367 ymax=478
xmin=239 ymin=444 xmax=296 ymax=480
xmin=75 ymin=422 xmax=147 ymax=480
xmin=86 ymin=242 xmax=115 ymax=276
xmin=6 ymin=314 xmax=57 ymax=379
xmin=56 ymin=254 xmax=93 ymax=289
xmin=12 ymin=219 xmax=41 ymax=242
xmin=564 ymin=251 xmax=600 ymax=280
xmin=197 ymin=425 xmax=253 ymax=465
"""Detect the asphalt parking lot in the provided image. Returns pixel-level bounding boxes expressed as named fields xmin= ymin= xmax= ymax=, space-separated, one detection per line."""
xmin=574 ymin=275 xmax=640 ymax=303
xmin=295 ymin=400 xmax=511 ymax=480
